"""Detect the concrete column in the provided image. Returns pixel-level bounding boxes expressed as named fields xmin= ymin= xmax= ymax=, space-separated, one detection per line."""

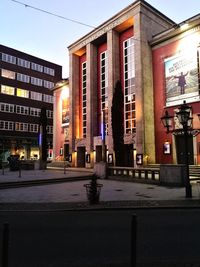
xmin=69 ymin=53 xmax=80 ymax=152
xmin=134 ymin=12 xmax=155 ymax=163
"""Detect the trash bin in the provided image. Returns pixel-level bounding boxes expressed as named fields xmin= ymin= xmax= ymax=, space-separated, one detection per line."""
xmin=7 ymin=155 xmax=20 ymax=171
xmin=84 ymin=176 xmax=103 ymax=204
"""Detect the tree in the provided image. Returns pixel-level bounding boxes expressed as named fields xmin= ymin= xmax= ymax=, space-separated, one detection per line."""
xmin=111 ymin=80 xmax=124 ymax=166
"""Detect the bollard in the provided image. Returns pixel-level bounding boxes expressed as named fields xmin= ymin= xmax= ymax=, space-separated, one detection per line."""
xmin=2 ymin=223 xmax=9 ymax=267
xmin=131 ymin=214 xmax=137 ymax=267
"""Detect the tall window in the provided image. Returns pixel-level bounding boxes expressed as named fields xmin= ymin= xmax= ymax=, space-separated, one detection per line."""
xmin=100 ymin=51 xmax=108 ymax=135
xmin=82 ymin=62 xmax=87 ymax=138
xmin=123 ymin=37 xmax=135 ymax=134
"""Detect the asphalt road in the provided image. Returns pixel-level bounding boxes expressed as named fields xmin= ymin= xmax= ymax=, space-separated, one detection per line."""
xmin=0 ymin=208 xmax=200 ymax=267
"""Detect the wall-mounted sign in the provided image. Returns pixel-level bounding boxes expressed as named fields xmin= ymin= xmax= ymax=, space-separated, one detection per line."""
xmin=165 ymin=52 xmax=198 ymax=106
xmin=86 ymin=154 xmax=90 ymax=163
xmin=136 ymin=154 xmax=143 ymax=165
xmin=108 ymin=153 xmax=113 ymax=164
xmin=62 ymin=97 xmax=69 ymax=125
xmin=163 ymin=141 xmax=171 ymax=155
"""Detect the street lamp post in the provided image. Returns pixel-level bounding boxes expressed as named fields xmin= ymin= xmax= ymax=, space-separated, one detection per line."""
xmin=161 ymin=101 xmax=200 ymax=198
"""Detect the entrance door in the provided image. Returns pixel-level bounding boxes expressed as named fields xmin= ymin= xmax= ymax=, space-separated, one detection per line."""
xmin=175 ymin=135 xmax=194 ymax=165
xmin=123 ymin=144 xmax=134 ymax=167
xmin=77 ymin=147 xmax=86 ymax=167
xmin=64 ymin=144 xmax=69 ymax=161
xmin=95 ymin=145 xmax=102 ymax=162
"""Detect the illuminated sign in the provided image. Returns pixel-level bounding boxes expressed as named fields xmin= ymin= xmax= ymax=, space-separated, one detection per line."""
xmin=165 ymin=52 xmax=198 ymax=106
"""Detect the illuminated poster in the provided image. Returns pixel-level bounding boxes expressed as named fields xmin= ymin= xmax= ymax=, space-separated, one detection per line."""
xmin=165 ymin=53 xmax=198 ymax=106
xmin=62 ymin=98 xmax=69 ymax=125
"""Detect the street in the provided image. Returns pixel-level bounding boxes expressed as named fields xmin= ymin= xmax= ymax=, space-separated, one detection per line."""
xmin=1 ymin=209 xmax=200 ymax=267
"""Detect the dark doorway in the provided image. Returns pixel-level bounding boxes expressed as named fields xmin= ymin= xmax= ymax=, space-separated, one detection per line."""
xmin=77 ymin=147 xmax=86 ymax=167
xmin=64 ymin=144 xmax=69 ymax=160
xmin=123 ymin=144 xmax=134 ymax=167
xmin=175 ymin=135 xmax=194 ymax=165
xmin=95 ymin=145 xmax=102 ymax=162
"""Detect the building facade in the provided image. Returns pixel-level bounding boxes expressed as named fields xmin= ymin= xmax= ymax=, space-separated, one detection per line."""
xmin=152 ymin=14 xmax=200 ymax=165
xmin=52 ymin=0 xmax=200 ymax=168
xmin=66 ymin=0 xmax=175 ymax=167
xmin=0 ymin=44 xmax=62 ymax=161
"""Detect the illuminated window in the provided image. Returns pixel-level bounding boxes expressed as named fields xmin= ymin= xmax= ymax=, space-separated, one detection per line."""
xmin=17 ymin=58 xmax=30 ymax=68
xmin=1 ymin=85 xmax=15 ymax=95
xmin=17 ymin=73 xmax=30 ymax=83
xmin=15 ymin=122 xmax=28 ymax=132
xmin=0 ymin=120 xmax=14 ymax=130
xmin=2 ymin=53 xmax=16 ymax=64
xmin=1 ymin=69 xmax=15 ymax=79
xmin=100 ymin=51 xmax=108 ymax=136
xmin=123 ymin=37 xmax=136 ymax=134
xmin=0 ymin=102 xmax=14 ymax=113
xmin=82 ymin=61 xmax=87 ymax=138
xmin=17 ymin=88 xmax=29 ymax=98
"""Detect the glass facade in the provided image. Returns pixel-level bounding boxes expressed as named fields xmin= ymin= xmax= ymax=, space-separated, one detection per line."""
xmin=100 ymin=51 xmax=108 ymax=136
xmin=123 ymin=37 xmax=136 ymax=134
xmin=82 ymin=61 xmax=87 ymax=138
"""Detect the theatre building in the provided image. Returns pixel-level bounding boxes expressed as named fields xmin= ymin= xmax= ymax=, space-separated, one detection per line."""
xmin=152 ymin=14 xmax=200 ymax=165
xmin=66 ymin=0 xmax=176 ymax=168
xmin=53 ymin=0 xmax=200 ymax=167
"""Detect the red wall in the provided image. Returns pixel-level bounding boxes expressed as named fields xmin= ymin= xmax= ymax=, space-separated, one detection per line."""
xmin=152 ymin=40 xmax=200 ymax=164
xmin=79 ymin=54 xmax=86 ymax=137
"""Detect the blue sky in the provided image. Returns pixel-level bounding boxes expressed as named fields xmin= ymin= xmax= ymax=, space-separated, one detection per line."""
xmin=1 ymin=0 xmax=199 ymax=77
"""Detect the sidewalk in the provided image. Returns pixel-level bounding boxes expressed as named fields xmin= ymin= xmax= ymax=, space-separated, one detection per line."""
xmin=0 ymin=167 xmax=200 ymax=210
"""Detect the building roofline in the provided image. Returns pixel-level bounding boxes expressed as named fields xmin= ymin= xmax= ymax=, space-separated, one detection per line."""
xmin=68 ymin=0 xmax=175 ymax=50
xmin=0 ymin=43 xmax=62 ymax=68
xmin=151 ymin=13 xmax=200 ymax=46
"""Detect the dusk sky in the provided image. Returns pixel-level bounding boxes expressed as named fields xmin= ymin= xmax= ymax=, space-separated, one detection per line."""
xmin=1 ymin=0 xmax=199 ymax=77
